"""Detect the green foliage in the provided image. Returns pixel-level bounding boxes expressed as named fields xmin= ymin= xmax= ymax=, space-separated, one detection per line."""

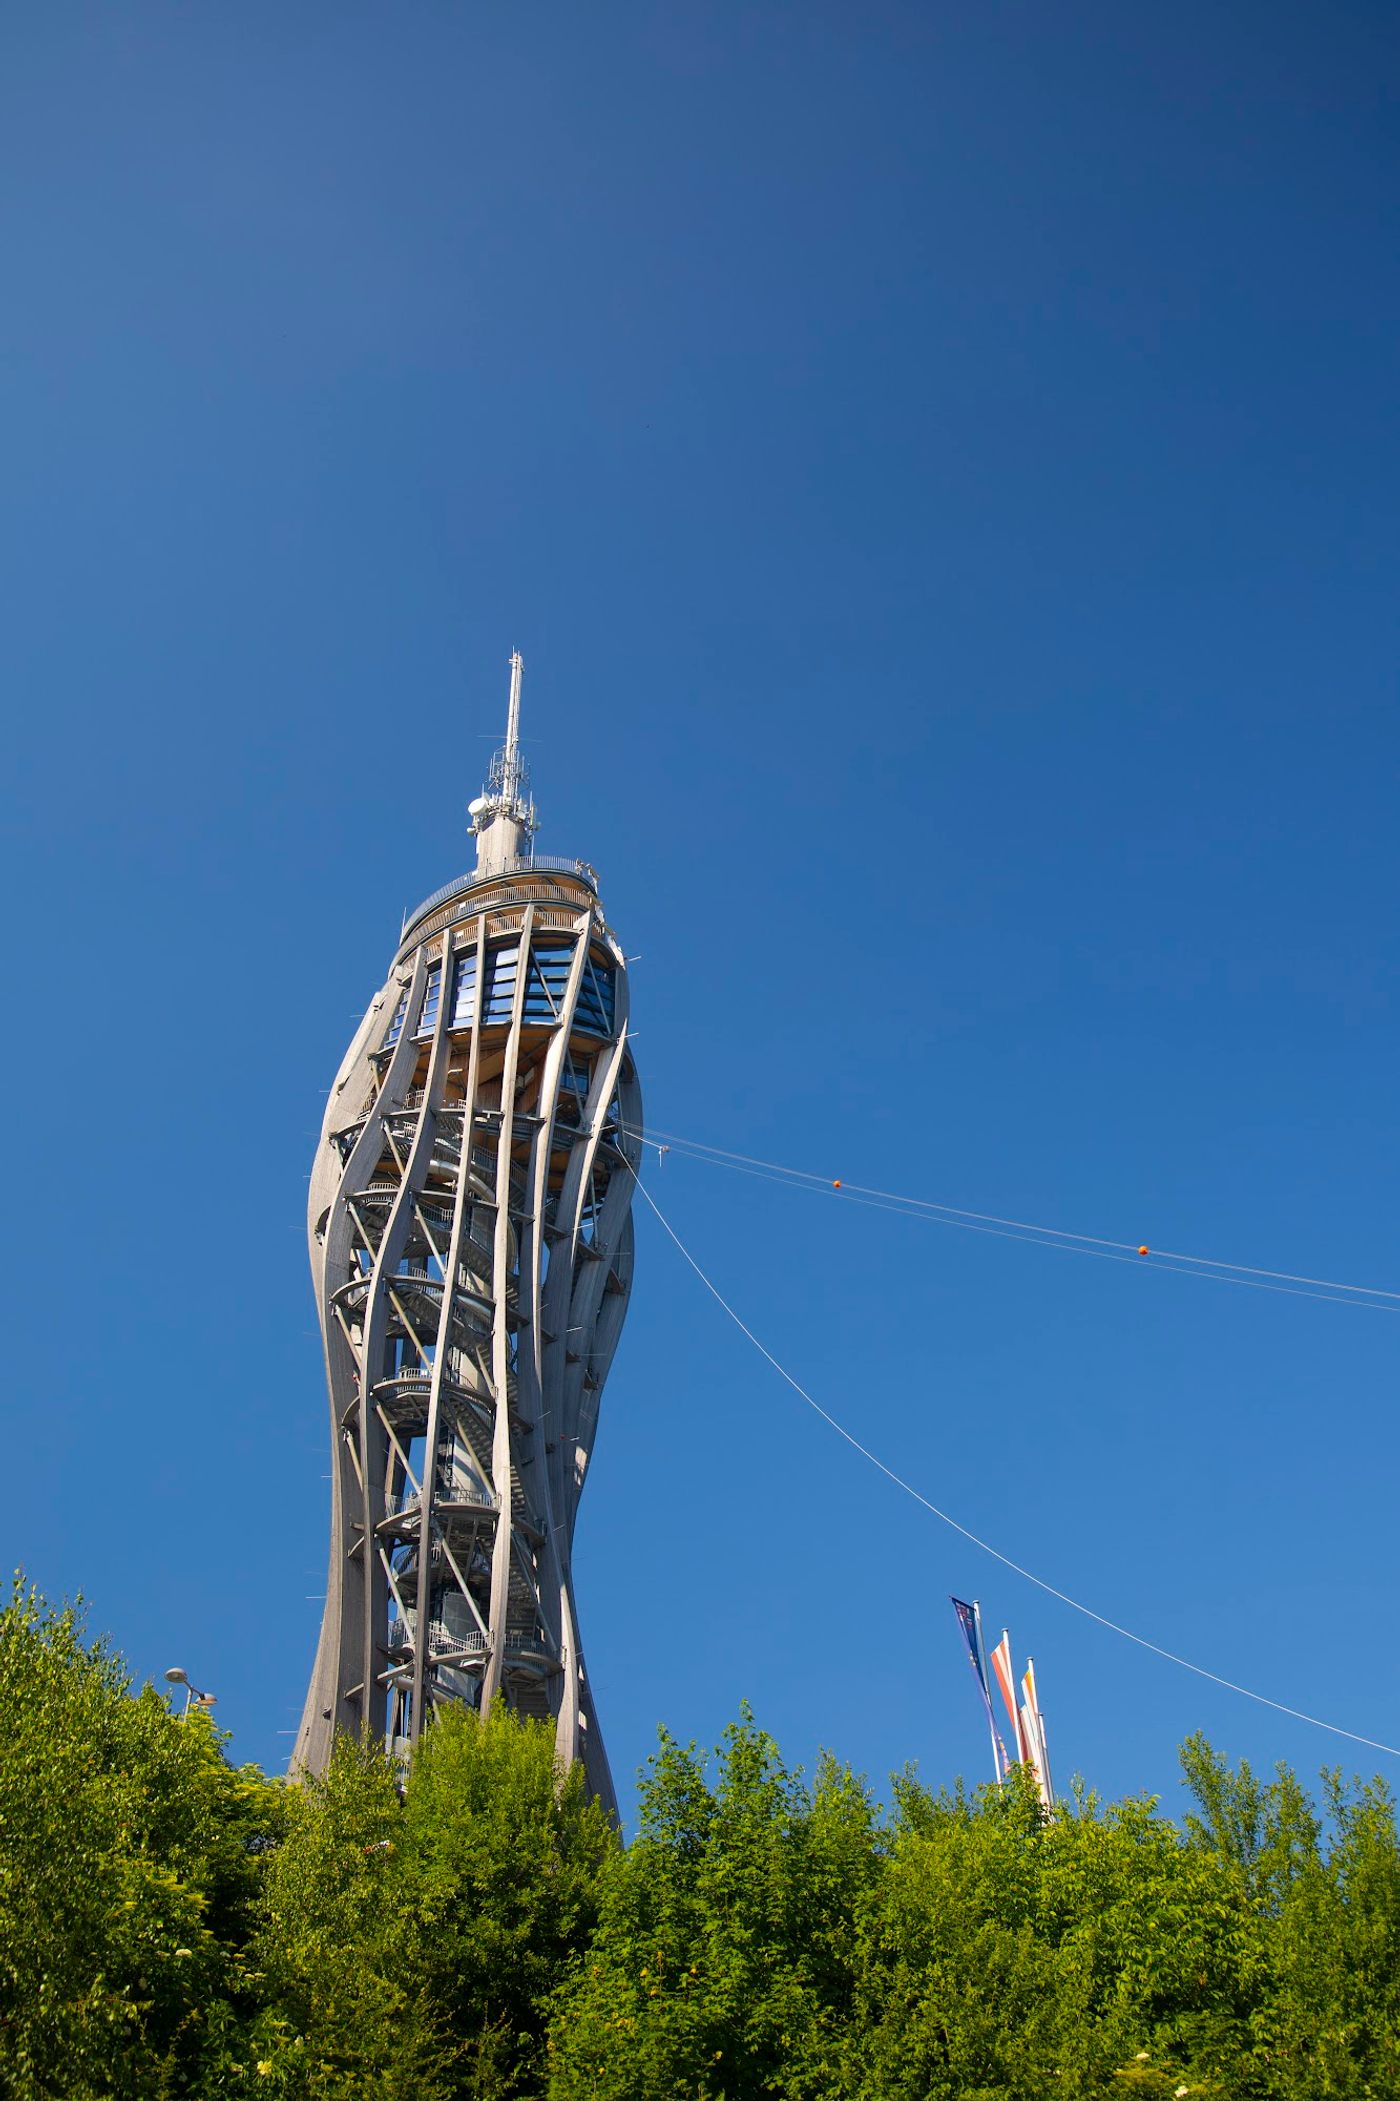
xmin=0 ymin=1576 xmax=284 ymax=2098
xmin=1179 ymin=1734 xmax=1400 ymax=2096
xmin=252 ymin=1703 xmax=615 ymax=2098
xmin=546 ymin=1709 xmax=881 ymax=2099
xmin=4 ymin=1579 xmax=1399 ymax=2099
xmin=397 ymin=1697 xmax=615 ymax=2094
xmin=853 ymin=1764 xmax=1257 ymax=2100
xmin=247 ymin=1734 xmax=432 ymax=2098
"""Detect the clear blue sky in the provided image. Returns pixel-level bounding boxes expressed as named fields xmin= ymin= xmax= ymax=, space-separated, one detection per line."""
xmin=2 ymin=2 xmax=1396 ymax=1817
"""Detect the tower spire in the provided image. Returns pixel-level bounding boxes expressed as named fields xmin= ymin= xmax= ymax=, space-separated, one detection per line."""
xmin=502 ymin=649 xmax=524 ymax=804
xmin=469 ymin=648 xmax=537 ymax=875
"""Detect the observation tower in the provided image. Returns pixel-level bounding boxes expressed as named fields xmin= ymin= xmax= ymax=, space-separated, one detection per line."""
xmin=294 ymin=654 xmax=641 ymax=1809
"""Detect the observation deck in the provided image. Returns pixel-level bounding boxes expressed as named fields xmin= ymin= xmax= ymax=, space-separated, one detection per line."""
xmin=396 ymin=853 xmax=599 ymax=961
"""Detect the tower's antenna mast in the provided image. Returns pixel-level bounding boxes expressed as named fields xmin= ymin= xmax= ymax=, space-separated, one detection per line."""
xmin=502 ymin=649 xmax=524 ymax=806
xmin=469 ymin=648 xmax=537 ymax=874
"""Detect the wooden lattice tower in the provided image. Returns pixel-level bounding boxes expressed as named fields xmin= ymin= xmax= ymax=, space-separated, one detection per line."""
xmin=294 ymin=654 xmax=641 ymax=1810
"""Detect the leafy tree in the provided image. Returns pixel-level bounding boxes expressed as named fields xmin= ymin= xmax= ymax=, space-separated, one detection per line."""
xmin=850 ymin=1764 xmax=1070 ymax=2099
xmin=550 ymin=1724 xmax=1400 ymax=2101
xmin=6 ymin=1577 xmax=1400 ymax=2101
xmin=0 ymin=1577 xmax=283 ymax=2098
xmin=1180 ymin=1734 xmax=1400 ymax=2097
xmin=398 ymin=1697 xmax=615 ymax=2095
xmin=546 ymin=1709 xmax=881 ymax=2099
xmin=249 ymin=1732 xmax=447 ymax=2098
xmin=253 ymin=1703 xmax=614 ymax=2099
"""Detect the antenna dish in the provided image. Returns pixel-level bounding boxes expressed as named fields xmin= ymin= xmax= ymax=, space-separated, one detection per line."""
xmin=467 ymin=796 xmax=489 ymax=817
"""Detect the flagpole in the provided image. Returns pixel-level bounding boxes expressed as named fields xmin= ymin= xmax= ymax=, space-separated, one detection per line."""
xmin=1020 ymin=1656 xmax=1055 ymax=1811
xmin=1027 ymin=1659 xmax=1054 ymax=1810
xmin=990 ymin=1630 xmax=1030 ymax=1766
xmin=951 ymin=1596 xmax=1008 ymax=1788
xmin=973 ymin=1600 xmax=1004 ymax=1785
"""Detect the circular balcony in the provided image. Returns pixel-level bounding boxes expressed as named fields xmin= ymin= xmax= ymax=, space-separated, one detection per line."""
xmin=398 ymin=856 xmax=599 ymax=955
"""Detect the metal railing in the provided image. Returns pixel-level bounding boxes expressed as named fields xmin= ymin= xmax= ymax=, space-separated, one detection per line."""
xmin=384 ymin=1479 xmax=496 ymax=1518
xmin=426 ymin=1622 xmax=488 ymax=1655
xmin=389 ymin=1625 xmax=553 ymax=1660
xmin=403 ymin=856 xmax=598 ymax=936
xmin=388 ymin=1620 xmax=541 ymax=1658
xmin=438 ymin=1481 xmax=497 ymax=1510
xmin=391 ymin=1271 xmax=441 ymax=1298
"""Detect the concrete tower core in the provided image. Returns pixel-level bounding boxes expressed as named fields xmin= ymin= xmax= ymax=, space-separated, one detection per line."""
xmin=294 ymin=655 xmax=642 ymax=1810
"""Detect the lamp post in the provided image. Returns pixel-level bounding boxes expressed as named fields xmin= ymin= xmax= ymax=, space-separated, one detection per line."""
xmin=163 ymin=1666 xmax=217 ymax=1721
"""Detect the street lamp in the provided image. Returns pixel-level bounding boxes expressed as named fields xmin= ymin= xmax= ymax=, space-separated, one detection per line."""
xmin=163 ymin=1666 xmax=217 ymax=1720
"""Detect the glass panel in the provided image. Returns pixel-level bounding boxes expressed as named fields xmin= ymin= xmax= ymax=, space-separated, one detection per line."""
xmin=384 ymin=988 xmax=409 ymax=1049
xmin=520 ymin=942 xmax=573 ymax=1025
xmin=482 ymin=942 xmax=520 ymax=1023
xmin=585 ymin=955 xmax=617 ymax=1031
xmin=563 ymin=953 xmax=616 ymax=1038
xmin=415 ymin=964 xmax=442 ymax=1039
xmin=450 ymin=951 xmax=478 ymax=1028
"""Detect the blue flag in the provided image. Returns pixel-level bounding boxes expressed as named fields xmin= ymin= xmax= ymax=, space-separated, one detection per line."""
xmin=951 ymin=1596 xmax=1007 ymax=1782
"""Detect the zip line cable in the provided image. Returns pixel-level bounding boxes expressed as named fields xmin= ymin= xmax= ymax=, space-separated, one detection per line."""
xmin=641 ymin=1141 xmax=1383 ymax=1312
xmin=624 ymin=1163 xmax=1400 ymax=1761
xmin=646 ymin=1123 xmax=1400 ymax=1300
xmin=624 ymin=1124 xmax=1400 ymax=1315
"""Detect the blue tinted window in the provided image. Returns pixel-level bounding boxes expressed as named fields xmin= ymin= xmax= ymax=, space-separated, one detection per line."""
xmin=470 ymin=939 xmax=615 ymax=1033
xmin=521 ymin=942 xmax=575 ymax=1023
xmin=384 ymin=987 xmax=409 ymax=1049
xmin=572 ymin=952 xmax=616 ymax=1037
xmin=482 ymin=943 xmax=520 ymax=1023
xmin=451 ymin=951 xmax=478 ymax=1028
xmin=415 ymin=964 xmax=442 ymax=1039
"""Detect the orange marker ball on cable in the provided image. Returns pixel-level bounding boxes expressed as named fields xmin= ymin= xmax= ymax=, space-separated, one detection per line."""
xmin=1138 ymin=1245 xmax=1149 ymax=1257
xmin=832 ymin=1179 xmax=842 ymax=1190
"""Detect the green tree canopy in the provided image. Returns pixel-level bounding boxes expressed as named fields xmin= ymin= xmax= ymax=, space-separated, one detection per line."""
xmin=0 ymin=1578 xmax=283 ymax=2098
xmin=2 ymin=1581 xmax=1397 ymax=2100
xmin=253 ymin=1703 xmax=615 ymax=2099
xmin=547 ymin=1709 xmax=882 ymax=2100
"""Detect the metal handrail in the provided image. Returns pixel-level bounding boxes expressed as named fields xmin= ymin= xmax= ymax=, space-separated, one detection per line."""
xmin=404 ymin=856 xmax=598 ymax=934
xmin=391 ymin=1269 xmax=442 ymax=1295
xmin=427 ymin=1623 xmax=488 ymax=1654
xmin=385 ymin=1480 xmax=496 ymax=1518
xmin=387 ymin=1619 xmax=549 ymax=1657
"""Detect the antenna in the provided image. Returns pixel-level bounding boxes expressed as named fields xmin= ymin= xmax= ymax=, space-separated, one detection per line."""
xmin=503 ymin=650 xmax=524 ymax=803
xmin=470 ymin=648 xmax=537 ymax=872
